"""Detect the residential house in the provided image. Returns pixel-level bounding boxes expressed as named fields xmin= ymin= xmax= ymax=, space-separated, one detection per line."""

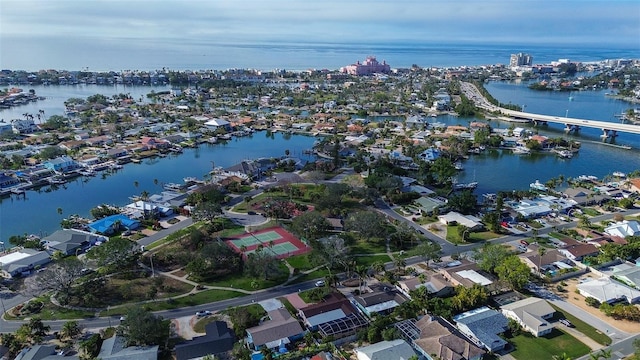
xmin=11 ymin=118 xmax=38 ymax=133
xmin=86 ymin=135 xmax=113 ymax=147
xmin=0 ymin=248 xmax=51 ymax=278
xmin=97 ymin=335 xmax=158 ymax=360
xmin=395 ymin=316 xmax=485 ymax=360
xmin=246 ymin=308 xmax=304 ymax=350
xmin=419 ymin=148 xmax=440 ymax=162
xmin=396 ymin=273 xmax=454 ymax=298
xmin=88 ymin=214 xmax=140 ymax=235
xmin=604 ymin=220 xmax=640 ymax=239
xmin=15 ymin=344 xmax=78 ymax=360
xmin=519 ymin=248 xmax=574 ymax=276
xmin=326 ymin=218 xmax=344 ymax=232
xmin=559 ymin=243 xmax=600 ymax=262
xmin=204 ymin=118 xmax=231 ymax=132
xmin=352 ymin=283 xmax=408 ymax=316
xmin=299 ymin=292 xmax=358 ymax=330
xmin=405 ymin=115 xmax=426 ymax=129
xmin=225 ymin=160 xmax=260 ymax=180
xmin=563 ymin=187 xmax=607 ymax=206
xmin=439 ymin=260 xmax=496 ymax=290
xmin=438 ymin=212 xmax=484 ymax=231
xmin=500 ymin=297 xmax=555 ymax=337
xmin=577 ymin=277 xmax=640 ymax=304
xmin=175 ymin=321 xmax=236 ymax=360
xmin=453 ymin=307 xmax=509 ymax=352
xmin=43 ymin=156 xmax=79 ymax=173
xmin=613 ymin=265 xmax=640 ymax=289
xmin=41 ymin=229 xmax=106 ymax=256
xmin=0 ymin=121 xmax=13 ymax=135
xmin=355 ymin=339 xmax=416 ymax=360
xmin=141 ymin=137 xmax=170 ymax=149
xmin=0 ymin=172 xmax=20 ymax=189
xmin=106 ymin=147 xmax=129 ymax=159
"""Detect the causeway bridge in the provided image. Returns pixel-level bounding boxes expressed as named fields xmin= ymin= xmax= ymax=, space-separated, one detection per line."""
xmin=461 ymin=82 xmax=640 ymax=138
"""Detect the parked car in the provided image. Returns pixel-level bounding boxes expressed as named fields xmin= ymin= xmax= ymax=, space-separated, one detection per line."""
xmin=196 ymin=310 xmax=212 ymax=318
xmin=520 ymin=240 xmax=529 ymax=246
xmin=559 ymin=319 xmax=574 ymax=327
xmin=248 ymin=211 xmax=257 ymax=215
xmin=315 ymin=280 xmax=325 ymax=287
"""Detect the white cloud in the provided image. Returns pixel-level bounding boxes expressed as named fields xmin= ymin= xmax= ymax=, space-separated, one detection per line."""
xmin=1 ymin=0 xmax=638 ymax=45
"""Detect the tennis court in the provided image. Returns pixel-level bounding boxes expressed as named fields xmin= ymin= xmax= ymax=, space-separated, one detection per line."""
xmin=225 ymin=226 xmax=310 ymax=259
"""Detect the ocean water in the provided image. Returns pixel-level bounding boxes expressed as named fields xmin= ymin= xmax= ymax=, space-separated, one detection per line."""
xmin=1 ymin=37 xmax=638 ymax=71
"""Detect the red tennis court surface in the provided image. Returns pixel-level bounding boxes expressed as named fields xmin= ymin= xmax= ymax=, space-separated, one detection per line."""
xmin=225 ymin=226 xmax=310 ymax=259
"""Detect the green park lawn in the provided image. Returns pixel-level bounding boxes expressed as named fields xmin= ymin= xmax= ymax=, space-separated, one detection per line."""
xmin=350 ymin=239 xmax=387 ymax=255
xmin=509 ymin=328 xmax=590 ymax=360
xmin=198 ymin=261 xmax=290 ymax=291
xmin=354 ymin=254 xmax=391 ymax=267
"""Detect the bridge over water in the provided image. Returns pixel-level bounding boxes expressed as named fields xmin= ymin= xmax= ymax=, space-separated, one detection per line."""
xmin=461 ymin=82 xmax=640 ymax=138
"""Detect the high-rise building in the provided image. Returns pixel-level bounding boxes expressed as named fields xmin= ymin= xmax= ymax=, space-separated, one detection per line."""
xmin=510 ymin=53 xmax=533 ymax=68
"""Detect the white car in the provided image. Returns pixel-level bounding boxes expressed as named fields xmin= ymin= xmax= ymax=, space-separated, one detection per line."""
xmin=315 ymin=280 xmax=325 ymax=287
xmin=196 ymin=310 xmax=212 ymax=318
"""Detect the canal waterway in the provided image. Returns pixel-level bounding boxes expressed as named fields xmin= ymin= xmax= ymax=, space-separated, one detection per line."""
xmin=0 ymin=132 xmax=316 ymax=242
xmin=1 ymin=82 xmax=639 ymax=243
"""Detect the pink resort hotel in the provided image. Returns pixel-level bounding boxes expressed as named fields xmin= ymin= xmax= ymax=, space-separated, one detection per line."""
xmin=341 ymin=56 xmax=391 ymax=75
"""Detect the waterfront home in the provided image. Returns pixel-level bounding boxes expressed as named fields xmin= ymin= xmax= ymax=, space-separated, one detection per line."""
xmin=11 ymin=118 xmax=38 ymax=133
xmin=98 ymin=335 xmax=158 ymax=360
xmin=41 ymin=229 xmax=106 ymax=256
xmin=106 ymin=147 xmax=129 ymax=159
xmin=204 ymin=118 xmax=231 ymax=132
xmin=562 ymin=187 xmax=608 ymax=206
xmin=500 ymin=297 xmax=555 ymax=337
xmin=43 ymin=156 xmax=79 ymax=173
xmin=88 ymin=214 xmax=140 ymax=235
xmin=604 ymin=220 xmax=640 ymax=238
xmin=0 ymin=248 xmax=51 ymax=278
xmin=141 ymin=136 xmax=170 ymax=149
xmin=577 ymin=277 xmax=640 ymax=304
xmin=175 ymin=321 xmax=236 ymax=360
xmin=0 ymin=172 xmax=20 ymax=189
xmin=354 ymin=339 xmax=415 ymax=360
xmin=453 ymin=307 xmax=509 ymax=352
xmin=394 ymin=316 xmax=485 ymax=360
xmin=245 ymin=308 xmax=304 ymax=350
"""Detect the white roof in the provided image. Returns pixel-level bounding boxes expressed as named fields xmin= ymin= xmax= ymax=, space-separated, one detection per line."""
xmin=0 ymin=251 xmax=32 ymax=264
xmin=577 ymin=277 xmax=640 ymax=303
xmin=456 ymin=269 xmax=493 ymax=286
xmin=356 ymin=340 xmax=416 ymax=360
xmin=204 ymin=118 xmax=229 ymax=126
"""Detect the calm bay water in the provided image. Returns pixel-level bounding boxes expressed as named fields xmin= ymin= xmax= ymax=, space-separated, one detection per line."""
xmin=0 ymin=132 xmax=316 ymax=241
xmin=453 ymin=82 xmax=640 ymax=194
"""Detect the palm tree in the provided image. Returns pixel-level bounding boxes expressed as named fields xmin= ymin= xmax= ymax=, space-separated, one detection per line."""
xmin=371 ymin=261 xmax=386 ymax=275
xmin=393 ymin=257 xmax=406 ymax=273
xmin=60 ymin=320 xmax=82 ymax=341
xmin=538 ymin=246 xmax=547 ymax=276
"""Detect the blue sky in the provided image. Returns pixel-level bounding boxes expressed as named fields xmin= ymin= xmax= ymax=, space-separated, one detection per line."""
xmin=2 ymin=0 xmax=639 ymax=46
